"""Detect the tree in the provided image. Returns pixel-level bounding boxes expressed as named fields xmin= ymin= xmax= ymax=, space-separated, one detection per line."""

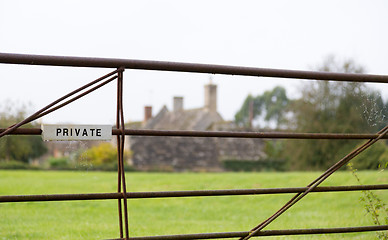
xmin=234 ymin=55 xmax=387 ymax=170
xmin=0 ymin=101 xmax=47 ymax=162
xmin=235 ymin=86 xmax=290 ymax=129
xmin=351 ymin=141 xmax=388 ymax=170
xmin=286 ymin=56 xmax=387 ymax=170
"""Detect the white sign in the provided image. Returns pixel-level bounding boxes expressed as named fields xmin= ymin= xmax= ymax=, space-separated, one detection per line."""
xmin=42 ymin=124 xmax=112 ymax=141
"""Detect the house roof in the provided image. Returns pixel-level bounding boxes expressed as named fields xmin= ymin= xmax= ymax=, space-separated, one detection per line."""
xmin=145 ymin=106 xmax=224 ymax=131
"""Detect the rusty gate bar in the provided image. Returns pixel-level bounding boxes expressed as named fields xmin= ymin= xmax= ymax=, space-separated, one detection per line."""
xmin=1 ymin=184 xmax=388 ymax=203
xmin=0 ymin=68 xmax=121 ymax=139
xmin=122 ymin=129 xmax=388 ymax=139
xmin=1 ymin=53 xmax=388 ymax=83
xmin=34 ymin=75 xmax=118 ymax=121
xmin=2 ymin=128 xmax=388 ymax=140
xmin=106 ymin=225 xmax=388 ymax=240
xmin=239 ymin=125 xmax=388 ymax=240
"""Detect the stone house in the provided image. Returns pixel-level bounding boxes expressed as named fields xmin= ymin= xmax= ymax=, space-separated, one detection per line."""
xmin=129 ymin=83 xmax=266 ymax=171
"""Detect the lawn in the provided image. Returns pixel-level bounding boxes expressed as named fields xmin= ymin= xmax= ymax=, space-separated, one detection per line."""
xmin=0 ymin=170 xmax=387 ymax=240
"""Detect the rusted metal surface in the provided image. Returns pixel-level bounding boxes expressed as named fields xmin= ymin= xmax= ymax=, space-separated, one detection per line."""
xmin=1 ymin=54 xmax=387 ymax=239
xmin=0 ymin=67 xmax=128 ymax=239
xmin=240 ymin=125 xmax=388 ymax=240
xmin=116 ymin=69 xmax=130 ymax=239
xmin=35 ymin=75 xmax=118 ymax=120
xmin=122 ymin=129 xmax=388 ymax=139
xmin=1 ymin=53 xmax=388 ymax=83
xmin=106 ymin=225 xmax=388 ymax=240
xmin=1 ymin=184 xmax=388 ymax=203
xmin=116 ymin=70 xmax=124 ymax=238
xmin=2 ymin=128 xmax=388 ymax=140
xmin=0 ymin=68 xmax=121 ymax=139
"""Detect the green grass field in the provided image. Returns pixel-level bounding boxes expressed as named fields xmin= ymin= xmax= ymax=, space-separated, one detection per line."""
xmin=0 ymin=170 xmax=387 ymax=240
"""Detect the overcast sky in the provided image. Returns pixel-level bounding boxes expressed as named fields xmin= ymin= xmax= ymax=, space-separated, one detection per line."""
xmin=1 ymin=0 xmax=387 ymax=125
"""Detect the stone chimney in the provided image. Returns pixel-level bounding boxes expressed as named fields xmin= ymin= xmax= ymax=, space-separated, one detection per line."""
xmin=204 ymin=83 xmax=217 ymax=112
xmin=144 ymin=106 xmax=152 ymax=122
xmin=173 ymin=96 xmax=184 ymax=112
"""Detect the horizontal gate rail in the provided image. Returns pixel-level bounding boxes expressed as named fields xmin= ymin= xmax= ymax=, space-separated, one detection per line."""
xmin=1 ymin=184 xmax=388 ymax=203
xmin=1 ymin=53 xmax=388 ymax=83
xmin=2 ymin=128 xmax=388 ymax=140
xmin=107 ymin=225 xmax=388 ymax=240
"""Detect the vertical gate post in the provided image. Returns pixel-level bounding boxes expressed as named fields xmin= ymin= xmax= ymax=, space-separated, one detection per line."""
xmin=116 ymin=68 xmax=129 ymax=239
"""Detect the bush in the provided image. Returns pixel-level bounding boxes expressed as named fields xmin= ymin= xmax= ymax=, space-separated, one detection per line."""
xmin=73 ymin=160 xmax=135 ymax=172
xmin=0 ymin=160 xmax=38 ymax=170
xmin=48 ymin=157 xmax=71 ymax=169
xmin=77 ymin=143 xmax=131 ymax=166
xmin=352 ymin=141 xmax=388 ymax=170
xmin=222 ymin=159 xmax=286 ymax=172
xmin=46 ymin=155 xmax=136 ymax=172
xmin=95 ymin=162 xmax=135 ymax=172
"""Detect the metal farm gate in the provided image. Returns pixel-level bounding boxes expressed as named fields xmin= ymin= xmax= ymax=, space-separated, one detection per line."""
xmin=1 ymin=53 xmax=388 ymax=239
